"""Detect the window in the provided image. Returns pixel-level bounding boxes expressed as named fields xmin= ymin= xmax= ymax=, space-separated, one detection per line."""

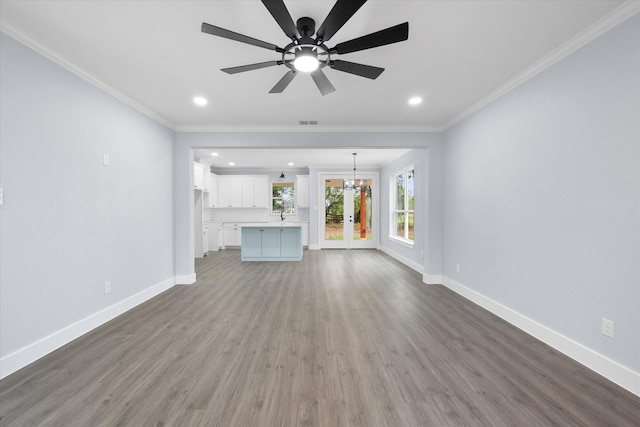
xmin=391 ymin=167 xmax=414 ymax=243
xmin=272 ymin=182 xmax=295 ymax=215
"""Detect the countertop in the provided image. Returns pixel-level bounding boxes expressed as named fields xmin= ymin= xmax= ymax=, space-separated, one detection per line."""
xmin=240 ymin=223 xmax=302 ymax=228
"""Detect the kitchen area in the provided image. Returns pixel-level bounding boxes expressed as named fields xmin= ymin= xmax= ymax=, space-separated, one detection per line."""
xmin=193 ymin=161 xmax=310 ymax=260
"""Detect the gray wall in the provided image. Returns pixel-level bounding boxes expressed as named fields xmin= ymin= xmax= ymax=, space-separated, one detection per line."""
xmin=441 ymin=14 xmax=639 ymax=371
xmin=379 ymin=149 xmax=426 ymax=267
xmin=0 ymin=34 xmax=175 ymax=361
xmin=378 ymin=142 xmax=444 ymax=279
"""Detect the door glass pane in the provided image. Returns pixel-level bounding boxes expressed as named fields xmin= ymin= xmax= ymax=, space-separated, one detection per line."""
xmin=353 ymin=180 xmax=373 ymax=241
xmin=325 ymin=179 xmax=344 ymax=241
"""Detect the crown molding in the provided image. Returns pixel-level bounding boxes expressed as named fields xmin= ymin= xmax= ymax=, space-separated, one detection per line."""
xmin=0 ymin=22 xmax=176 ymax=130
xmin=175 ymin=125 xmax=444 ymax=133
xmin=442 ymin=1 xmax=640 ymax=130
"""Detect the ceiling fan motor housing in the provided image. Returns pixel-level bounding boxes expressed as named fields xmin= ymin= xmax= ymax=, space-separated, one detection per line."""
xmin=296 ymin=17 xmax=316 ymax=38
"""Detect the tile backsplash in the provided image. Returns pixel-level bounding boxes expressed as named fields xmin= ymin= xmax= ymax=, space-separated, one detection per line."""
xmin=205 ymin=207 xmax=309 ymax=223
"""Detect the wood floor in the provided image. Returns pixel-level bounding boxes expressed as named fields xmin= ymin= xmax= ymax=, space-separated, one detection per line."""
xmin=1 ymin=250 xmax=639 ymax=426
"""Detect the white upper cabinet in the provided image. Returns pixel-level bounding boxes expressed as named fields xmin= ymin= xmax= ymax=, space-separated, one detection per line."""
xmin=296 ymin=175 xmax=309 ymax=208
xmin=217 ymin=175 xmax=268 ymax=208
xmin=194 ymin=162 xmax=205 ymax=190
xmin=218 ymin=175 xmax=242 ymax=207
xmin=241 ymin=176 xmax=269 ymax=208
xmin=206 ymin=173 xmax=218 ymax=207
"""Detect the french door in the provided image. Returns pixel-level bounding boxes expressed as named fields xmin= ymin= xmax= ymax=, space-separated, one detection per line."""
xmin=320 ymin=174 xmax=377 ymax=249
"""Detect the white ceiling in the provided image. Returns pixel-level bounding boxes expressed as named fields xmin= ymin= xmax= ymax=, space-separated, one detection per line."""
xmin=1 ymin=1 xmax=636 ymax=169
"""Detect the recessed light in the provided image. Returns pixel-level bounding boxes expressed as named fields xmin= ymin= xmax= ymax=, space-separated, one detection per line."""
xmin=288 ymin=162 xmax=294 ymax=166
xmin=193 ymin=96 xmax=208 ymax=106
xmin=211 ymin=152 xmax=219 ymax=157
xmin=229 ymin=161 xmax=235 ymax=166
xmin=408 ymin=96 xmax=422 ymax=106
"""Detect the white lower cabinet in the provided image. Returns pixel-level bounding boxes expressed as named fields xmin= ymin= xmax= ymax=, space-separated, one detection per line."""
xmin=206 ymin=222 xmax=222 ymax=251
xmin=223 ymin=224 xmax=241 ymax=247
xmin=202 ymin=225 xmax=209 ymax=255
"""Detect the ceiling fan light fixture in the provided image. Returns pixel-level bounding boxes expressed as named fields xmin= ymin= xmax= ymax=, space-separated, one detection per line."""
xmin=293 ymin=47 xmax=319 ymax=72
xmin=344 ymin=178 xmax=355 ymax=190
xmin=344 ymin=153 xmax=360 ymax=190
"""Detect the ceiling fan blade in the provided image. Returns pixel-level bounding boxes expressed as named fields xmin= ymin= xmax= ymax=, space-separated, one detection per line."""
xmin=269 ymin=70 xmax=297 ymax=93
xmin=330 ymin=60 xmax=384 ymax=80
xmin=201 ymin=22 xmax=282 ymax=52
xmin=331 ymin=22 xmax=409 ymax=55
xmin=222 ymin=61 xmax=281 ymax=75
xmin=316 ymin=0 xmax=367 ymax=42
xmin=261 ymin=0 xmax=300 ymax=40
xmin=310 ymin=69 xmax=336 ymax=96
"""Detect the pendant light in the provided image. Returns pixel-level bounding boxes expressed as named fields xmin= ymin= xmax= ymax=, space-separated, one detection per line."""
xmin=344 ymin=153 xmax=361 ymax=190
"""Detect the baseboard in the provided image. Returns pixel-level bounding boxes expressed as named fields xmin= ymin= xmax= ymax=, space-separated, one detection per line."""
xmin=0 ymin=277 xmax=175 ymax=380
xmin=423 ymin=274 xmax=442 ymax=285
xmin=175 ymin=273 xmax=197 ymax=285
xmin=377 ymin=246 xmax=424 ymax=274
xmin=308 ymin=244 xmax=321 ymax=250
xmin=441 ymin=276 xmax=640 ymax=397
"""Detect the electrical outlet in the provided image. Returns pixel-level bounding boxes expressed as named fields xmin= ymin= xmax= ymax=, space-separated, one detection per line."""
xmin=103 ymin=154 xmax=110 ymax=166
xmin=456 ymin=263 xmax=461 ymax=273
xmin=421 ymin=251 xmax=424 ymax=259
xmin=104 ymin=281 xmax=111 ymax=294
xmin=601 ymin=318 xmax=614 ymax=338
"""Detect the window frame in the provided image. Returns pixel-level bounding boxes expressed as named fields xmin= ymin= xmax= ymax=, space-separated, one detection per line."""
xmin=389 ymin=165 xmax=415 ymax=245
xmin=271 ymin=181 xmax=296 ymax=215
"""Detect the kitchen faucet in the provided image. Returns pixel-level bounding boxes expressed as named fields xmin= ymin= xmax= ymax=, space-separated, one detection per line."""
xmin=280 ymin=210 xmax=285 ymax=222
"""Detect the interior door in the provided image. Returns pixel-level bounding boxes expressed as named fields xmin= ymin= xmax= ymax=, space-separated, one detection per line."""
xmin=320 ymin=175 xmax=376 ymax=249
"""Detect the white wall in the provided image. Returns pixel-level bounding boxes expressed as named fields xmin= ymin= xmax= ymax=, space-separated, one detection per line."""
xmin=442 ymin=13 xmax=639 ymax=391
xmin=0 ymin=34 xmax=175 ymax=377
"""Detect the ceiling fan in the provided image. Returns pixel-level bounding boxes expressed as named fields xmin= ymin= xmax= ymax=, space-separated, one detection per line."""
xmin=201 ymin=0 xmax=409 ymax=96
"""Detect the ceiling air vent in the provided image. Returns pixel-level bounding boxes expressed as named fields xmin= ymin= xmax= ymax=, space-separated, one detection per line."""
xmin=299 ymin=120 xmax=318 ymax=125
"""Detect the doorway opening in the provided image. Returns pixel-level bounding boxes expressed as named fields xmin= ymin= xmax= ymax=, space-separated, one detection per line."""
xmin=320 ymin=174 xmax=377 ymax=249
